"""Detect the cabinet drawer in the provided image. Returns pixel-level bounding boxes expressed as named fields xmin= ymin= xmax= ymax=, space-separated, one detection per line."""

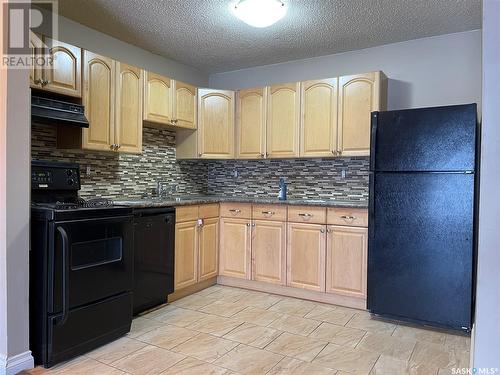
xmin=252 ymin=204 xmax=287 ymax=221
xmin=327 ymin=208 xmax=368 ymax=227
xmin=220 ymin=203 xmax=252 ymax=219
xmin=176 ymin=205 xmax=199 ymax=223
xmin=288 ymin=206 xmax=326 ymax=224
xmin=199 ymin=204 xmax=219 ymax=219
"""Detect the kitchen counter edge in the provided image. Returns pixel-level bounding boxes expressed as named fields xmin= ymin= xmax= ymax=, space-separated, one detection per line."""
xmin=113 ymin=197 xmax=368 ymax=209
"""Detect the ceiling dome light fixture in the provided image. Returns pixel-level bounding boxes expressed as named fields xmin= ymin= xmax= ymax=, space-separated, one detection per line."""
xmin=231 ymin=0 xmax=287 ymax=28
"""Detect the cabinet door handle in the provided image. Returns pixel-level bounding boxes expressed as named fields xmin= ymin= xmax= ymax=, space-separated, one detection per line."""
xmin=340 ymin=215 xmax=356 ymax=220
xmin=298 ymin=213 xmax=313 ymax=217
xmin=229 ymin=209 xmax=241 ymax=213
xmin=261 ymin=211 xmax=275 ymax=215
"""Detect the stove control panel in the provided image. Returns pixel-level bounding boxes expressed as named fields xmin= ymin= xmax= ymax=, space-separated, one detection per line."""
xmin=31 ymin=161 xmax=81 ymax=190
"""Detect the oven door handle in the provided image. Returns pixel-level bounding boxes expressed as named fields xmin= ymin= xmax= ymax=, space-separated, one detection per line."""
xmin=55 ymin=226 xmax=70 ymax=326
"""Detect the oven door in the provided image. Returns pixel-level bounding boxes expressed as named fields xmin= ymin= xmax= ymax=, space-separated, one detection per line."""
xmin=48 ymin=215 xmax=133 ymax=316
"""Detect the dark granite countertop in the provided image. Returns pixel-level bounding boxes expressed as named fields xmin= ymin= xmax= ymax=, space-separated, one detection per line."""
xmin=113 ymin=195 xmax=368 ymax=209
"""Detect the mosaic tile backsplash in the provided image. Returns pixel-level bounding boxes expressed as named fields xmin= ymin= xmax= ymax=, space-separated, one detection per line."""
xmin=31 ymin=123 xmax=208 ymax=199
xmin=31 ymin=123 xmax=369 ymax=201
xmin=207 ymin=158 xmax=369 ymax=201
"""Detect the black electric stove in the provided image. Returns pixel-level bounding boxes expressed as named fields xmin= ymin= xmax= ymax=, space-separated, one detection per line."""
xmin=30 ymin=160 xmax=134 ymax=367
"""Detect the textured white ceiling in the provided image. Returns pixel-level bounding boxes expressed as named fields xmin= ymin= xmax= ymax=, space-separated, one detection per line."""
xmin=57 ymin=0 xmax=481 ymax=74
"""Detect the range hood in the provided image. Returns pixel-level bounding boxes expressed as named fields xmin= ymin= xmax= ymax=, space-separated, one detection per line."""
xmin=31 ymin=95 xmax=89 ymax=128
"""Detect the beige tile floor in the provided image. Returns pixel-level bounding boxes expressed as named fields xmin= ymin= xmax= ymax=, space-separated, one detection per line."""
xmin=25 ymin=285 xmax=471 ymax=375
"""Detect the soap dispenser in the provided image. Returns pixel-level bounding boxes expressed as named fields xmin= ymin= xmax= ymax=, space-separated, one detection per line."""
xmin=278 ymin=177 xmax=287 ymax=201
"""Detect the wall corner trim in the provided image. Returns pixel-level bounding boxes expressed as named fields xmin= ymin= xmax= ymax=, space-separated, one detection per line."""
xmin=0 ymin=351 xmax=34 ymax=375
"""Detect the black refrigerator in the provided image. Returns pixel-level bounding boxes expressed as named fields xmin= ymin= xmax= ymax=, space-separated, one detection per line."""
xmin=367 ymin=103 xmax=478 ymax=332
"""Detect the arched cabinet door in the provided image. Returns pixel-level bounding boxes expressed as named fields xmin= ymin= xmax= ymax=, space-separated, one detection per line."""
xmin=338 ymin=72 xmax=383 ymax=157
xmin=300 ymin=78 xmax=338 ymax=157
xmin=173 ymin=80 xmax=197 ymax=129
xmin=82 ymin=51 xmax=115 ymax=152
xmin=115 ymin=62 xmax=143 ymax=154
xmin=197 ymin=89 xmax=235 ymax=159
xmin=266 ymin=82 xmax=300 ymax=158
xmin=143 ymin=71 xmax=173 ymax=125
xmin=43 ymin=37 xmax=82 ymax=97
xmin=236 ymin=87 xmax=267 ymax=159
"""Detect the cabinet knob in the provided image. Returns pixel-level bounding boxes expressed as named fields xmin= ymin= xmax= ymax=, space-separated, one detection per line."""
xmin=34 ymin=78 xmax=43 ymax=86
xmin=198 ymin=153 xmax=202 ymax=157
xmin=109 ymin=144 xmax=115 ymax=150
xmin=320 ymin=229 xmax=325 ymax=233
xmin=260 ymin=153 xmax=264 ymax=158
xmin=252 ymin=223 xmax=256 ymax=227
xmin=246 ymin=222 xmax=251 ymax=227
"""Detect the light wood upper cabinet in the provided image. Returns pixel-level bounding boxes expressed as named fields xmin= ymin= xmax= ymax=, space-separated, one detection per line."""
xmin=286 ymin=222 xmax=326 ymax=292
xmin=115 ymin=62 xmax=143 ymax=154
xmin=174 ymin=220 xmax=199 ymax=290
xmin=219 ymin=217 xmax=251 ymax=279
xmin=43 ymin=37 xmax=82 ymax=97
xmin=82 ymin=51 xmax=115 ymax=152
xmin=198 ymin=89 xmax=235 ymax=159
xmin=326 ymin=225 xmax=368 ymax=298
xmin=173 ymin=80 xmax=197 ymax=129
xmin=29 ymin=33 xmax=43 ymax=88
xmin=300 ymin=78 xmax=338 ymax=157
xmin=236 ymin=87 xmax=267 ymax=159
xmin=338 ymin=71 xmax=386 ymax=156
xmin=199 ymin=217 xmax=219 ymax=281
xmin=143 ymin=71 xmax=173 ymax=125
xmin=252 ymin=220 xmax=286 ymax=285
xmin=30 ymin=35 xmax=82 ymax=97
xmin=267 ymin=82 xmax=300 ymax=158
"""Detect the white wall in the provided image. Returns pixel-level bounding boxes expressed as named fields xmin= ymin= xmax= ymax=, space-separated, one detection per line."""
xmin=0 ymin=0 xmax=33 ymax=373
xmin=57 ymin=15 xmax=209 ymax=87
xmin=209 ymin=30 xmax=481 ymax=111
xmin=473 ymin=0 xmax=500 ymax=370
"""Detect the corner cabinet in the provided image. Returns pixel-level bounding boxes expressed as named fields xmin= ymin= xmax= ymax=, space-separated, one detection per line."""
xmin=236 ymin=87 xmax=267 ymax=159
xmin=266 ymin=82 xmax=300 ymax=158
xmin=300 ymin=78 xmax=338 ymax=157
xmin=337 ymin=71 xmax=387 ymax=156
xmin=197 ymin=89 xmax=235 ymax=159
xmin=30 ymin=35 xmax=82 ymax=97
xmin=58 ymin=51 xmax=143 ymax=154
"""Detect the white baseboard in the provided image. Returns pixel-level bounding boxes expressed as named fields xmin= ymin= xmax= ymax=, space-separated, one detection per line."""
xmin=0 ymin=351 xmax=34 ymax=375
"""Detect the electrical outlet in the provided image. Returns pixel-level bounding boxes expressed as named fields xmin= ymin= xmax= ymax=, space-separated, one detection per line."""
xmin=86 ymin=165 xmax=91 ymax=176
xmin=232 ymin=168 xmax=239 ymax=178
xmin=341 ymin=169 xmax=346 ymax=179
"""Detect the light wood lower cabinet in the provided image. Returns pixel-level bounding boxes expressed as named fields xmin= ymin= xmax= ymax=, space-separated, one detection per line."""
xmin=326 ymin=225 xmax=368 ymax=298
xmin=174 ymin=220 xmax=199 ymax=290
xmin=252 ymin=220 xmax=286 ymax=285
xmin=219 ymin=217 xmax=251 ymax=279
xmin=199 ymin=217 xmax=219 ymax=281
xmin=286 ymin=222 xmax=326 ymax=292
xmin=174 ymin=205 xmax=219 ymax=291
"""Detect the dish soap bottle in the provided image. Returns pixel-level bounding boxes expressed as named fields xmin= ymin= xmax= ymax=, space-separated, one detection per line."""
xmin=278 ymin=177 xmax=287 ymax=201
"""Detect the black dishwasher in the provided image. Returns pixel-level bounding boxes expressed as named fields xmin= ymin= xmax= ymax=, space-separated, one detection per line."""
xmin=133 ymin=207 xmax=175 ymax=315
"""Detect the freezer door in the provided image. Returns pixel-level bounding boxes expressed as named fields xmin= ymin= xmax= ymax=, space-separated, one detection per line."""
xmin=367 ymin=172 xmax=474 ymax=330
xmin=370 ymin=104 xmax=477 ymax=172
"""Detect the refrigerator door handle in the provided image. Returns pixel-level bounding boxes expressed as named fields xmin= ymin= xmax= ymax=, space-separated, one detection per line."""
xmin=370 ymin=112 xmax=379 ymax=170
xmin=369 ymin=173 xmax=375 ymax=239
